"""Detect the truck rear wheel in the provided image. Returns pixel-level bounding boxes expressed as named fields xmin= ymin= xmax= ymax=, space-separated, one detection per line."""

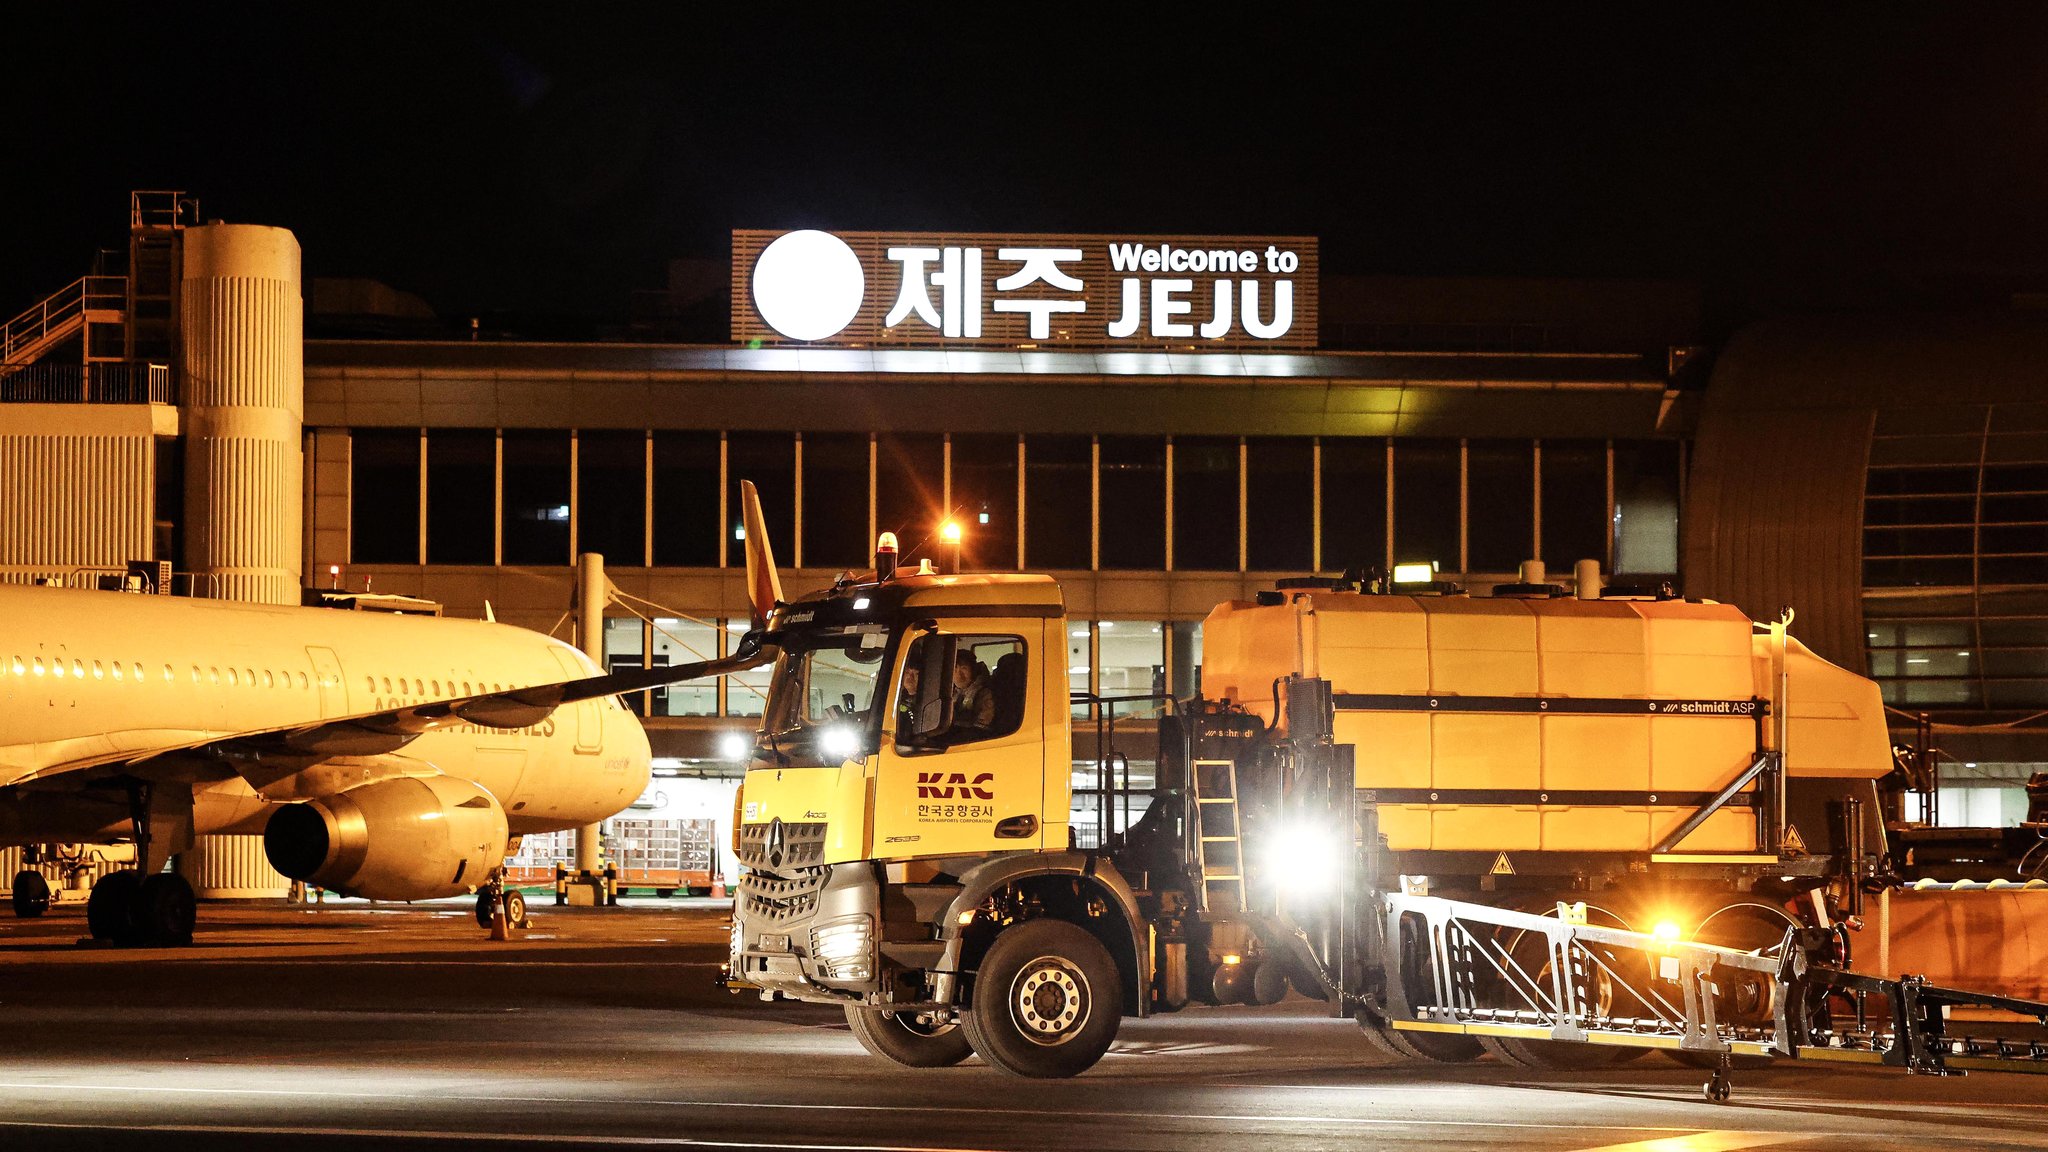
xmin=844 ymin=1004 xmax=973 ymax=1068
xmin=963 ymin=919 xmax=1122 ymax=1078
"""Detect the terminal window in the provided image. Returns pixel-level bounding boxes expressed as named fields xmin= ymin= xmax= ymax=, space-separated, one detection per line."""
xmin=426 ymin=430 xmax=493 ymax=564
xmin=1172 ymin=436 xmax=1238 ymax=571
xmin=1541 ymin=439 xmax=1609 ymax=573
xmin=1393 ymin=438 xmax=1460 ymax=574
xmin=801 ymin=432 xmax=870 ymax=570
xmin=502 ymin=431 xmax=571 ymax=565
xmin=950 ymin=433 xmax=1019 ymax=571
xmin=1466 ymin=440 xmax=1534 ymax=574
xmin=726 ymin=433 xmax=794 ymax=568
xmin=1246 ymin=437 xmax=1314 ymax=572
xmin=578 ymin=431 xmax=647 ymax=565
xmin=653 ymin=431 xmax=720 ymax=567
xmin=1099 ymin=436 xmax=1165 ymax=570
xmin=875 ymin=433 xmax=943 ymax=552
xmin=1025 ymin=435 xmax=1092 ymax=570
xmin=1320 ymin=436 xmax=1387 ymax=576
xmin=350 ymin=429 xmax=420 ymax=564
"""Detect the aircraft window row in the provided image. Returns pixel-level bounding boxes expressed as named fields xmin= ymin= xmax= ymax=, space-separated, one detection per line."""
xmin=4 ymin=657 xmax=315 ymax=689
xmin=187 ymin=666 xmax=312 ymax=689
xmin=364 ymin=676 xmax=506 ymax=697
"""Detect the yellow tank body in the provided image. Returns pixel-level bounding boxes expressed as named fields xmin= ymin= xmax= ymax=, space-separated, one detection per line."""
xmin=1201 ymin=590 xmax=1891 ymax=855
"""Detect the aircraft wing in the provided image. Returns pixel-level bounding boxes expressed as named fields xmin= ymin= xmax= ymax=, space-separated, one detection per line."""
xmin=6 ymin=635 xmax=771 ymax=787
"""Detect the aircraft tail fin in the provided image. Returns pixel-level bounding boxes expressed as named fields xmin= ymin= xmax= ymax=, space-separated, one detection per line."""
xmin=740 ymin=479 xmax=783 ymax=630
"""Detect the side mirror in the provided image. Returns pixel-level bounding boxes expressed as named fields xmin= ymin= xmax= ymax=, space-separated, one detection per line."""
xmin=899 ymin=635 xmax=958 ymax=748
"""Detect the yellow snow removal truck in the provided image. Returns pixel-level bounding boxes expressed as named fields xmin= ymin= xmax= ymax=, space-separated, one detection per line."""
xmin=720 ymin=486 xmax=2047 ymax=1096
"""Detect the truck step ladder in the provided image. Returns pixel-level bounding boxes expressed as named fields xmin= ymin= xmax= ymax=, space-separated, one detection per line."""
xmin=1193 ymin=759 xmax=1246 ymax=914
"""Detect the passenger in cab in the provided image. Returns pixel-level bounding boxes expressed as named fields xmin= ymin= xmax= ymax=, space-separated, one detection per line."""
xmin=952 ymin=650 xmax=995 ymax=734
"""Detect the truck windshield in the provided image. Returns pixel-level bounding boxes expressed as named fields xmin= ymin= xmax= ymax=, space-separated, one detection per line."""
xmin=758 ymin=624 xmax=892 ymax=761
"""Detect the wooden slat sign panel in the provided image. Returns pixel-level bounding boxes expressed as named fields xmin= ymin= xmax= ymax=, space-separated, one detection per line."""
xmin=732 ymin=230 xmax=1318 ymax=350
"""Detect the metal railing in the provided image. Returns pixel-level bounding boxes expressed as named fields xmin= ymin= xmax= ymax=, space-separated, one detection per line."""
xmin=0 ymin=361 xmax=171 ymax=404
xmin=130 ymin=190 xmax=197 ymax=231
xmin=2 ymin=276 xmax=125 ymax=365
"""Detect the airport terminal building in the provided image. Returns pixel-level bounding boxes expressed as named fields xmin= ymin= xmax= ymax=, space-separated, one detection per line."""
xmin=5 ymin=196 xmax=2045 ymax=841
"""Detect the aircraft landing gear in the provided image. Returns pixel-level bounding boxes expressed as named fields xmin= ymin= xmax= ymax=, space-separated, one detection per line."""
xmin=473 ymin=878 xmax=528 ymax=932
xmin=11 ymin=870 xmax=51 ymax=918
xmin=84 ymin=869 xmax=196 ymax=946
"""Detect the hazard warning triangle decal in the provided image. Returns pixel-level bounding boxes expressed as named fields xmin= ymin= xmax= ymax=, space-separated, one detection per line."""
xmin=1783 ymin=824 xmax=1807 ymax=855
xmin=1490 ymin=852 xmax=1515 ymax=876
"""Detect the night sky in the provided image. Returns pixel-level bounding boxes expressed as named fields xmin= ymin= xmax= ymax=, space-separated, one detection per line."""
xmin=6 ymin=7 xmax=2048 ymax=336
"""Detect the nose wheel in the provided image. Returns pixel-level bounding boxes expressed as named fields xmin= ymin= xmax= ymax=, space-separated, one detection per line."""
xmin=474 ymin=883 xmax=528 ymax=931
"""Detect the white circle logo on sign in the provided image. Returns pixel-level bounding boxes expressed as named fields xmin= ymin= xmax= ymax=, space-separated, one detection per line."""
xmin=751 ymin=230 xmax=865 ymax=342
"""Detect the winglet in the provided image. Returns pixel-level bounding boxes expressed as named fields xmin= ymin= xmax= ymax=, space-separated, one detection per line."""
xmin=740 ymin=479 xmax=783 ymax=631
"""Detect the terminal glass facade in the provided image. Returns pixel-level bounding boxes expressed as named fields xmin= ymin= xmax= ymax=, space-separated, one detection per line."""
xmin=348 ymin=428 xmax=1680 ymax=580
xmin=1863 ymin=399 xmax=2048 ymax=714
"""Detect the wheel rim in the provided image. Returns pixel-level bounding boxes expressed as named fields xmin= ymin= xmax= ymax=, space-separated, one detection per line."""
xmin=1011 ymin=955 xmax=1090 ymax=1045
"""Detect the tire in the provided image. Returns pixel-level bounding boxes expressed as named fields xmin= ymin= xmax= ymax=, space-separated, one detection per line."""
xmin=134 ymin=873 xmax=196 ymax=946
xmin=1480 ymin=1034 xmax=1633 ymax=1071
xmin=475 ymin=892 xmax=497 ymax=929
xmin=845 ymin=1004 xmax=974 ymax=1068
xmin=1211 ymin=962 xmax=1250 ymax=1005
xmin=1480 ymin=902 xmax=1638 ymax=1071
xmin=503 ymin=889 xmax=528 ymax=927
xmin=12 ymin=870 xmax=51 ymax=918
xmin=962 ymin=920 xmax=1123 ymax=1078
xmin=1352 ymin=1011 xmax=1486 ymax=1063
xmin=86 ymin=869 xmax=142 ymax=944
xmin=1288 ymin=971 xmax=1331 ymax=1002
xmin=1249 ymin=960 xmax=1291 ymax=1006
xmin=1667 ymin=902 xmax=1797 ymax=1072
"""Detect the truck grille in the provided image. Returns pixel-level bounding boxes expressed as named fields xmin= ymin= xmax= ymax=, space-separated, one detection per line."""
xmin=739 ymin=866 xmax=829 ymax=925
xmin=735 ymin=819 xmax=828 ymax=871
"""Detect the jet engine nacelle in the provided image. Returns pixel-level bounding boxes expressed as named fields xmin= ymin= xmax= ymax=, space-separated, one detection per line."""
xmin=263 ymin=775 xmax=509 ymax=901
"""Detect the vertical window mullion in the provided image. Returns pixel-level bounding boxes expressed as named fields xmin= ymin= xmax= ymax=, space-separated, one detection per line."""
xmin=1091 ymin=437 xmax=1101 ymax=572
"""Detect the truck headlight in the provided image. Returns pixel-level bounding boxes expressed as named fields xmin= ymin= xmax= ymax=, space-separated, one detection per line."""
xmin=809 ymin=916 xmax=873 ymax=981
xmin=1258 ymin=822 xmax=1346 ymax=896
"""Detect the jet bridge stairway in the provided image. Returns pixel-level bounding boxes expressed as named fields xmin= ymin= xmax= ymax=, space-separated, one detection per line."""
xmin=1346 ymin=892 xmax=2048 ymax=1102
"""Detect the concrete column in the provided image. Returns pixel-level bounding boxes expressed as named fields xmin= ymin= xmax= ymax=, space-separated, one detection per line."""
xmin=178 ymin=223 xmax=302 ymax=895
xmin=179 ymin=223 xmax=303 ymax=606
xmin=574 ymin=552 xmax=605 ymax=880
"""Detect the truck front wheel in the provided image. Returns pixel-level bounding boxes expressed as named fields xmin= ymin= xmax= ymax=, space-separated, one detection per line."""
xmin=963 ymin=920 xmax=1122 ymax=1078
xmin=844 ymin=1005 xmax=973 ymax=1068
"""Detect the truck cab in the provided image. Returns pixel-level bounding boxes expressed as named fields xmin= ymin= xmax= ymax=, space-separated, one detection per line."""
xmin=728 ymin=565 xmax=1152 ymax=1077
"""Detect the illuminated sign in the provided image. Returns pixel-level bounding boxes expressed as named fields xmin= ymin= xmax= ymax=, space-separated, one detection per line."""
xmin=733 ymin=230 xmax=1318 ymax=350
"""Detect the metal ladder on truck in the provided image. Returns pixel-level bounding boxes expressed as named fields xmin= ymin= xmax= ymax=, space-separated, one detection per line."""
xmin=1192 ymin=759 xmax=1247 ymax=914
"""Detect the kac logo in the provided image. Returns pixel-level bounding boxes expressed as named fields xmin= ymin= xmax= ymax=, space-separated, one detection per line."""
xmin=916 ymin=771 xmax=995 ymax=800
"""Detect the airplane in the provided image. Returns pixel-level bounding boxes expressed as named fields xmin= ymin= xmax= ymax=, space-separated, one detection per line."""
xmin=0 ymin=484 xmax=780 ymax=947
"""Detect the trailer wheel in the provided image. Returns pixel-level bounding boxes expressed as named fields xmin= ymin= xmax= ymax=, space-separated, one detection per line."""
xmin=963 ymin=919 xmax=1122 ymax=1078
xmin=844 ymin=1005 xmax=973 ymax=1068
xmin=1352 ymin=1012 xmax=1485 ymax=1063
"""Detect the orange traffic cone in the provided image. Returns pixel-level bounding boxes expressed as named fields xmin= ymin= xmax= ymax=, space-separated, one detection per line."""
xmin=489 ymin=902 xmax=513 ymax=941
xmin=711 ymin=876 xmax=728 ymax=899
